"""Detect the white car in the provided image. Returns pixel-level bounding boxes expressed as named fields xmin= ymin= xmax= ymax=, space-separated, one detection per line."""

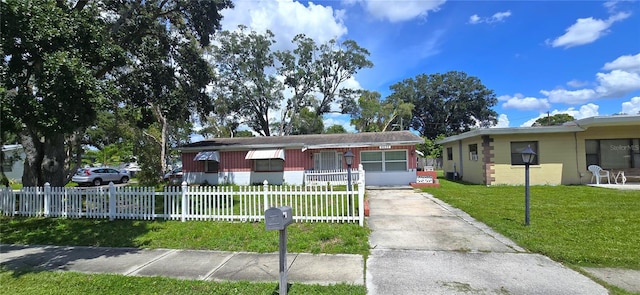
xmin=72 ymin=167 xmax=130 ymax=186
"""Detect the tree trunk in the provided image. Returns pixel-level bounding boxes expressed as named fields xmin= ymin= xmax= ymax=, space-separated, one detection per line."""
xmin=41 ymin=133 xmax=66 ymax=187
xmin=151 ymin=103 xmax=167 ymax=174
xmin=20 ymin=128 xmax=42 ymax=187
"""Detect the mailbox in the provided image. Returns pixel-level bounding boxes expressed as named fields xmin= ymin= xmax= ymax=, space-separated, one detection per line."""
xmin=265 ymin=206 xmax=293 ymax=230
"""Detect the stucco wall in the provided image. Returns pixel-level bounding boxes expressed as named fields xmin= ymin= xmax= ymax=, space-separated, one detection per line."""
xmin=441 ymin=124 xmax=640 ymax=185
xmin=491 ymin=132 xmax=576 ymax=185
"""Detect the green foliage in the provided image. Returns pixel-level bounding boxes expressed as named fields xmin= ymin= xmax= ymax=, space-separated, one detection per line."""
xmin=389 ymin=71 xmax=498 ymax=139
xmin=422 ymin=180 xmax=640 ymax=269
xmin=349 ymin=90 xmax=414 ymax=132
xmin=210 ymin=26 xmax=283 ymax=136
xmin=135 ymin=130 xmax=163 ymax=187
xmin=417 ymin=134 xmax=445 ymax=159
xmin=1 ymin=0 xmax=232 ymax=186
xmin=325 ymin=125 xmax=348 ymax=134
xmin=291 ymin=108 xmax=324 ymax=135
xmin=533 ymin=113 xmax=575 ymax=126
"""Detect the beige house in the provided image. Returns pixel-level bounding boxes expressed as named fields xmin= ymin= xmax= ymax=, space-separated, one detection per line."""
xmin=437 ymin=115 xmax=640 ymax=185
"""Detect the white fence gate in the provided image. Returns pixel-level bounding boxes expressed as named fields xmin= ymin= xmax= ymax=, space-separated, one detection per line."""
xmin=0 ymin=177 xmax=365 ymax=226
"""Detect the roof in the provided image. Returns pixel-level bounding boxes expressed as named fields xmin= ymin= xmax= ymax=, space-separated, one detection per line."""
xmin=436 ymin=115 xmax=640 ymax=144
xmin=180 ymin=131 xmax=423 ymax=152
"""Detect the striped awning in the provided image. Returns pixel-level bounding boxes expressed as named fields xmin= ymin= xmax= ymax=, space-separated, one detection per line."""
xmin=245 ymin=149 xmax=285 ymax=160
xmin=193 ymin=151 xmax=220 ymax=161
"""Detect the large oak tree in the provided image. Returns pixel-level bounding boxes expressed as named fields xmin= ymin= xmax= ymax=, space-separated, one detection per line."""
xmin=388 ymin=71 xmax=498 ymax=139
xmin=1 ymin=0 xmax=232 ymax=186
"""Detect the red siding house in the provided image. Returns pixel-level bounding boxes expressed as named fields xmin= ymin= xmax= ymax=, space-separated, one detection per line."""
xmin=179 ymin=131 xmax=423 ymax=186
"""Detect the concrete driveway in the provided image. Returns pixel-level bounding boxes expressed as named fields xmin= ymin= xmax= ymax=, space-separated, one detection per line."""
xmin=365 ymin=189 xmax=608 ymax=295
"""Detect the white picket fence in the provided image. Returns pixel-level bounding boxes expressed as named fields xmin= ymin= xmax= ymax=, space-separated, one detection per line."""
xmin=304 ymin=165 xmax=363 ymax=186
xmin=0 ymin=179 xmax=365 ymax=226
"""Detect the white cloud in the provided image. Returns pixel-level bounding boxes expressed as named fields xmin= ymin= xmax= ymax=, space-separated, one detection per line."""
xmin=519 ymin=104 xmax=600 ymax=127
xmin=468 ymin=10 xmax=512 ymax=25
xmin=546 ymin=11 xmax=630 ymax=48
xmin=602 ymin=53 xmax=640 ymax=73
xmin=501 ymin=94 xmax=551 ymax=111
xmin=349 ymin=0 xmax=446 ymax=22
xmin=492 ymin=114 xmax=510 ymax=128
xmin=540 ymin=88 xmax=598 ymax=104
xmin=540 ymin=53 xmax=640 ymax=104
xmin=220 ymin=0 xmax=347 ymax=50
xmin=567 ymin=79 xmax=589 ymax=88
xmin=621 ymin=96 xmax=640 ymax=115
xmin=595 ymin=70 xmax=640 ymax=98
xmin=469 ymin=14 xmax=481 ymax=24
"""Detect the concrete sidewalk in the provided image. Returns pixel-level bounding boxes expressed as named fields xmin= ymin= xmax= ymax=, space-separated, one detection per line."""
xmin=0 ymin=244 xmax=364 ymax=286
xmin=365 ymin=189 xmax=611 ymax=295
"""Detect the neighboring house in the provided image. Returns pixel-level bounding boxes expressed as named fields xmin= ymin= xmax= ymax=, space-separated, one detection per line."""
xmin=2 ymin=144 xmax=25 ymax=183
xmin=179 ymin=131 xmax=423 ymax=186
xmin=437 ymin=115 xmax=640 ymax=185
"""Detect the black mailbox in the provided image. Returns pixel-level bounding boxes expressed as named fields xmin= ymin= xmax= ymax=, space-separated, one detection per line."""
xmin=265 ymin=206 xmax=293 ymax=230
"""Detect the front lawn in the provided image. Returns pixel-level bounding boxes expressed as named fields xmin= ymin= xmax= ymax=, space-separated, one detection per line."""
xmin=0 ymin=218 xmax=370 ymax=256
xmin=422 ymin=179 xmax=640 ymax=269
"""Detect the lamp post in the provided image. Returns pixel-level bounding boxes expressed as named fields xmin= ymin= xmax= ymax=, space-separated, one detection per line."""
xmin=521 ymin=145 xmax=536 ymax=226
xmin=344 ymin=150 xmax=355 ymax=216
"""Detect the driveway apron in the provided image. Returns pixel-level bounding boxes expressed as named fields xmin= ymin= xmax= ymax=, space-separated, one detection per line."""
xmin=365 ymin=189 xmax=608 ymax=295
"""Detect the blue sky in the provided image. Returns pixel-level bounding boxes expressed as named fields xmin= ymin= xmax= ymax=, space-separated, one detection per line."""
xmin=217 ymin=0 xmax=640 ymax=131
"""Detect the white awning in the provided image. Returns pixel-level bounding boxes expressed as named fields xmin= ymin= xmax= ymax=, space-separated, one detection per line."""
xmin=193 ymin=151 xmax=220 ymax=161
xmin=245 ymin=149 xmax=285 ymax=160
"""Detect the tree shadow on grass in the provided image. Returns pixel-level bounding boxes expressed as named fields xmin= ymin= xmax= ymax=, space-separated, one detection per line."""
xmin=0 ymin=217 xmax=158 ymax=277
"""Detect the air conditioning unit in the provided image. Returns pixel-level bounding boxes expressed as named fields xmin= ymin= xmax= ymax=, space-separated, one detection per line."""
xmin=470 ymin=153 xmax=478 ymax=161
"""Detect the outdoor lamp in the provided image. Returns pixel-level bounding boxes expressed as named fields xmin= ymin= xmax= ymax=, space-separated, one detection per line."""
xmin=344 ymin=150 xmax=354 ymax=166
xmin=521 ymin=145 xmax=536 ymax=226
xmin=521 ymin=145 xmax=537 ymax=164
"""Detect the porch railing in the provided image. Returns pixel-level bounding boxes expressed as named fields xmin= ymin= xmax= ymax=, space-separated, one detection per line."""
xmin=304 ymin=164 xmax=364 ymax=186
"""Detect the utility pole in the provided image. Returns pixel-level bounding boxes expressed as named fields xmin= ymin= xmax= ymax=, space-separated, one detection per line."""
xmin=547 ymin=111 xmax=551 ymax=126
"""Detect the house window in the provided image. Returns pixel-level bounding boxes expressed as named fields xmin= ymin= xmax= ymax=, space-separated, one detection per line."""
xmin=585 ymin=139 xmax=640 ymax=169
xmin=469 ymin=144 xmax=478 ymax=161
xmin=446 ymin=147 xmax=453 ymax=160
xmin=313 ymin=151 xmax=342 ymax=170
xmin=254 ymin=159 xmax=284 ymax=172
xmin=205 ymin=161 xmax=219 ymax=173
xmin=361 ymin=150 xmax=407 ymax=172
xmin=510 ymin=141 xmax=539 ymax=165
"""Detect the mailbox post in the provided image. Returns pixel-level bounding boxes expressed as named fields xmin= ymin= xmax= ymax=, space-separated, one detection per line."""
xmin=265 ymin=206 xmax=293 ymax=295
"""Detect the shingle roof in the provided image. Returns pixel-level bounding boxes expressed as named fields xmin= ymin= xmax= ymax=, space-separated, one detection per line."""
xmin=180 ymin=131 xmax=423 ymax=151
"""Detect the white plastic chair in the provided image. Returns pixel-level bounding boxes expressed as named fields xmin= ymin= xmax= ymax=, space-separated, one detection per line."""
xmin=588 ymin=165 xmax=610 ymax=184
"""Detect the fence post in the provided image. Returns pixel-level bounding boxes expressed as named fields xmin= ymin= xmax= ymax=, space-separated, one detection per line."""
xmin=109 ymin=182 xmax=116 ymax=221
xmin=44 ymin=182 xmax=51 ymax=217
xmin=263 ymin=180 xmax=269 ymax=212
xmin=181 ymin=181 xmax=188 ymax=222
xmin=358 ymin=165 xmax=365 ymax=227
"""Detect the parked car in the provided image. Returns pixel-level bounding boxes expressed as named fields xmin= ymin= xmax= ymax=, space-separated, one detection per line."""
xmin=163 ymin=167 xmax=183 ymax=181
xmin=72 ymin=167 xmax=130 ymax=186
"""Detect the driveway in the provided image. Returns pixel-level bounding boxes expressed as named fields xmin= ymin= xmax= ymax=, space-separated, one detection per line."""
xmin=365 ymin=189 xmax=608 ymax=295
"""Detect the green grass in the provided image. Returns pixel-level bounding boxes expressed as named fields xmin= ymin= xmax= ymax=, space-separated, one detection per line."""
xmin=422 ymin=179 xmax=640 ymax=270
xmin=0 ymin=215 xmax=369 ymax=294
xmin=0 ymin=269 xmax=366 ymax=295
xmin=0 ymin=217 xmax=370 ymax=256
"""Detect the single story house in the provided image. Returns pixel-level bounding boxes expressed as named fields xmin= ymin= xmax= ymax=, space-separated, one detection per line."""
xmin=2 ymin=144 xmax=25 ymax=183
xmin=179 ymin=131 xmax=423 ymax=186
xmin=436 ymin=115 xmax=640 ymax=185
